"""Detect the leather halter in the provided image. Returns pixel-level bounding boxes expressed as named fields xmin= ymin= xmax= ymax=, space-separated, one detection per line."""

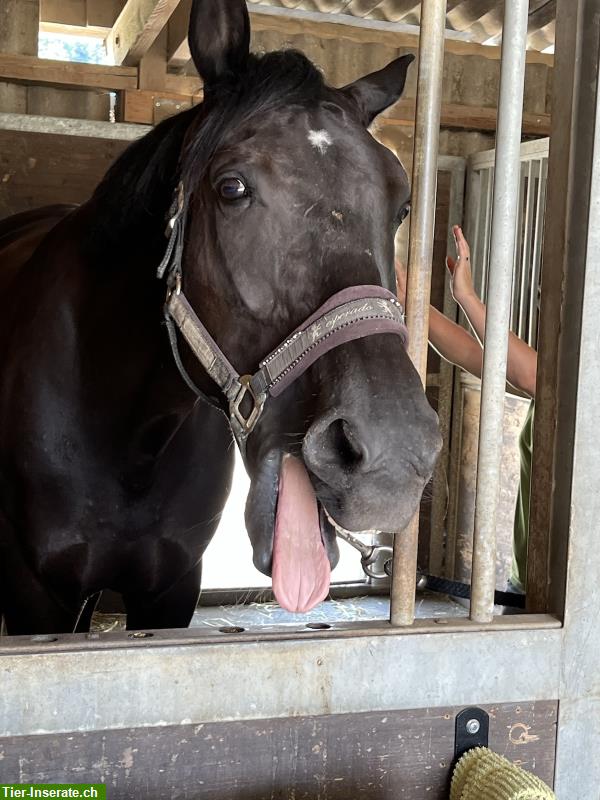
xmin=157 ymin=183 xmax=409 ymax=457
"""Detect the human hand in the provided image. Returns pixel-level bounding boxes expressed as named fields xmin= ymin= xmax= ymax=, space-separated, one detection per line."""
xmin=446 ymin=225 xmax=475 ymax=304
xmin=395 ymin=260 xmax=407 ymax=305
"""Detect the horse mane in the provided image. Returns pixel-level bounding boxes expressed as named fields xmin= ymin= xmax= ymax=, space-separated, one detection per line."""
xmin=89 ymin=50 xmax=326 ymax=251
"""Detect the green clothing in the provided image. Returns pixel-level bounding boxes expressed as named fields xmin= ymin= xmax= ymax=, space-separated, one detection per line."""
xmin=510 ymin=399 xmax=534 ymax=593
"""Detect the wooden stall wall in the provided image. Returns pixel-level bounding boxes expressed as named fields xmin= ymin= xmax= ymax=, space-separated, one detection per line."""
xmin=0 ymin=703 xmax=556 ymax=799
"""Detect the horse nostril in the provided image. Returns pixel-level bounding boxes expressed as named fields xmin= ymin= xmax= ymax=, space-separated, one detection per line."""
xmin=324 ymin=418 xmax=365 ymax=471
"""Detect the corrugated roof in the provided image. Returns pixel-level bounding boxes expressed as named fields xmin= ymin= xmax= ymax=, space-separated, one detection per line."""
xmin=247 ymin=0 xmax=556 ymax=52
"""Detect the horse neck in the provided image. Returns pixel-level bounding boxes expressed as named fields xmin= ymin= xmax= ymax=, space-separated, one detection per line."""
xmin=68 ymin=114 xmax=203 ymax=433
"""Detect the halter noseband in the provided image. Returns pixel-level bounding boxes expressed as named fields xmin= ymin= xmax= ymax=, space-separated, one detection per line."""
xmin=157 ymin=183 xmax=409 ymax=458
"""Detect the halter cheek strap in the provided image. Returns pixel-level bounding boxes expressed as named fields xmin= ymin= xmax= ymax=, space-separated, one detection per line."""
xmin=157 ymin=184 xmax=409 ymax=457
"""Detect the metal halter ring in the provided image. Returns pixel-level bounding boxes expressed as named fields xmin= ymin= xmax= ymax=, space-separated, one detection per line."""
xmin=230 ymin=375 xmax=267 ymax=434
xmin=361 ymin=545 xmax=394 ymax=580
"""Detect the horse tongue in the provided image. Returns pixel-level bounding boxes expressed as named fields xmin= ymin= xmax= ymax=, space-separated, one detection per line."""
xmin=272 ymin=454 xmax=331 ymax=613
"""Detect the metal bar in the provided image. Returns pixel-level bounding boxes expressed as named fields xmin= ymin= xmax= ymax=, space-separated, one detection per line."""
xmin=429 ymin=158 xmax=466 ymax=576
xmin=528 ymin=158 xmax=548 ymax=347
xmin=469 ymin=0 xmax=529 ymax=623
xmin=444 ymin=368 xmax=465 ymax=580
xmin=510 ymin=163 xmax=526 ymax=335
xmin=480 ymin=167 xmax=494 ymax=301
xmin=390 ymin=0 xmax=447 ymax=627
xmin=518 ymin=159 xmax=538 ymax=341
xmin=467 ymin=138 xmax=550 ymax=173
xmin=444 ymin=161 xmax=480 ymax=581
xmin=464 ymin=161 xmax=482 ymax=293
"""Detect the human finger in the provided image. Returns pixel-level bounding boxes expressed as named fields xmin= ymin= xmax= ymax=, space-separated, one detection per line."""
xmin=454 ymin=226 xmax=471 ymax=261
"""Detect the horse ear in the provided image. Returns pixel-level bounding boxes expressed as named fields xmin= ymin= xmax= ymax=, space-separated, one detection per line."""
xmin=342 ymin=54 xmax=415 ymax=124
xmin=188 ymin=0 xmax=250 ymax=87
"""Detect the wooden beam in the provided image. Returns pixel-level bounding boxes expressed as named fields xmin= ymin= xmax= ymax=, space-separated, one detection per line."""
xmin=0 ymin=53 xmax=138 ymax=91
xmin=164 ymin=73 xmax=201 ymax=95
xmin=107 ymin=0 xmax=185 ymax=66
xmin=119 ymin=88 xmax=199 ymax=124
xmin=380 ymin=100 xmax=551 ymax=137
xmin=40 ymin=0 xmax=126 ymax=29
xmin=167 ymin=0 xmax=191 ymax=65
xmin=0 ymin=111 xmax=149 ymax=139
xmin=139 ymin=26 xmax=167 ymax=89
xmin=119 ymin=76 xmax=549 ymax=136
xmin=39 ymin=22 xmax=113 ymax=39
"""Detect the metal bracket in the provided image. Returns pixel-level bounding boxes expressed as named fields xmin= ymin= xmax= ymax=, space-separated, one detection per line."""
xmin=230 ymin=375 xmax=266 ymax=434
xmin=454 ymin=707 xmax=489 ymax=761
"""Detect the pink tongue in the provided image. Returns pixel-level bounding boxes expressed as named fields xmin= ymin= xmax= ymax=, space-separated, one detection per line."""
xmin=272 ymin=454 xmax=331 ymax=613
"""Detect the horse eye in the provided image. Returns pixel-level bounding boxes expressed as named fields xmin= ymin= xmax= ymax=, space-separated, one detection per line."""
xmin=398 ymin=204 xmax=410 ymax=224
xmin=218 ymin=177 xmax=248 ymax=201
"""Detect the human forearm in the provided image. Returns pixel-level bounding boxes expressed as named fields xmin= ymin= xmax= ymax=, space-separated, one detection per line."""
xmin=456 ymin=291 xmax=537 ymax=397
xmin=428 ymin=306 xmax=483 ymax=378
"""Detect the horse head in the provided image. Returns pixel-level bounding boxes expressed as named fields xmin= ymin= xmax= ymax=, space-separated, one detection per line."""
xmin=173 ymin=0 xmax=442 ymax=612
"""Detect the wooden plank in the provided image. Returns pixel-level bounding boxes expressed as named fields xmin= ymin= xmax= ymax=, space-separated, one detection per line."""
xmin=119 ymin=88 xmax=198 ymax=124
xmin=164 ymin=73 xmax=201 ymax=95
xmin=39 ymin=21 xmax=114 ymax=38
xmin=0 ymin=112 xmax=149 ymax=140
xmin=0 ymin=703 xmax=556 ymax=797
xmin=27 ymin=86 xmax=110 ymax=122
xmin=139 ymin=26 xmax=168 ymax=90
xmin=87 ymin=0 xmax=127 ymax=28
xmin=39 ymin=0 xmax=86 ymax=27
xmin=526 ymin=0 xmax=578 ymax=615
xmin=117 ymin=83 xmax=548 ymax=135
xmin=0 ymin=53 xmax=138 ymax=91
xmin=155 ymin=76 xmax=549 ymax=136
xmin=40 ymin=0 xmax=126 ymax=28
xmin=167 ymin=0 xmax=191 ymax=64
xmin=0 ymin=128 xmax=131 ymax=219
xmin=107 ymin=0 xmax=185 ymax=66
xmin=0 ymin=0 xmax=39 ymax=115
xmin=380 ymin=100 xmax=551 ymax=136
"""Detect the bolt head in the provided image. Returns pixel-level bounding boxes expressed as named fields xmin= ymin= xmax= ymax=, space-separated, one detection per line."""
xmin=466 ymin=719 xmax=480 ymax=735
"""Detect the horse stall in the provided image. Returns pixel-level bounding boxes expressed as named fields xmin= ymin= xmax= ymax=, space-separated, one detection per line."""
xmin=0 ymin=0 xmax=598 ymax=797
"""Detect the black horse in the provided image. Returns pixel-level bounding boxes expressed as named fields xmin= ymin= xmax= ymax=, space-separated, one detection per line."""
xmin=0 ymin=0 xmax=441 ymax=635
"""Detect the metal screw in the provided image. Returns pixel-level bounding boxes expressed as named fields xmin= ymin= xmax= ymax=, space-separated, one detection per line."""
xmin=466 ymin=719 xmax=481 ymax=735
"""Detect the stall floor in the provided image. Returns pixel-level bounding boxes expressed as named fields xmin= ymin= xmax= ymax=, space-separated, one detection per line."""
xmin=91 ymin=591 xmax=469 ymax=632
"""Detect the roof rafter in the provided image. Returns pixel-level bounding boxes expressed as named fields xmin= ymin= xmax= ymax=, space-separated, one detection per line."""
xmin=107 ymin=0 xmax=185 ymax=66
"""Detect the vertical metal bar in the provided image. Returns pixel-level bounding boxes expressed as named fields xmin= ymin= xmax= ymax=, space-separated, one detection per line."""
xmin=464 ymin=161 xmax=482 ymax=294
xmin=518 ymin=159 xmax=538 ymax=341
xmin=429 ymin=158 xmax=466 ymax=576
xmin=390 ymin=0 xmax=447 ymax=627
xmin=510 ymin=163 xmax=526 ymax=335
xmin=443 ymin=159 xmax=479 ymax=580
xmin=469 ymin=0 xmax=529 ymax=623
xmin=528 ymin=158 xmax=548 ymax=347
xmin=480 ymin=167 xmax=494 ymax=302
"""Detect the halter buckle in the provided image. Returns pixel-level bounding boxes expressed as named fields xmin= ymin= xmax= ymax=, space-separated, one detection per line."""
xmin=230 ymin=375 xmax=266 ymax=435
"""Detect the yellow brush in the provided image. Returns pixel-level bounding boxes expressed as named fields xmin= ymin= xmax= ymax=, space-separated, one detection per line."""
xmin=451 ymin=747 xmax=556 ymax=800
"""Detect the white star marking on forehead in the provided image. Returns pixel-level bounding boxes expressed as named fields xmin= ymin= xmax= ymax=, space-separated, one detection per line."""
xmin=308 ymin=129 xmax=333 ymax=154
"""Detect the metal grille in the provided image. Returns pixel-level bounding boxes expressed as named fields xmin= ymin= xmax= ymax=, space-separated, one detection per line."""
xmin=465 ymin=138 xmax=549 ymax=348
